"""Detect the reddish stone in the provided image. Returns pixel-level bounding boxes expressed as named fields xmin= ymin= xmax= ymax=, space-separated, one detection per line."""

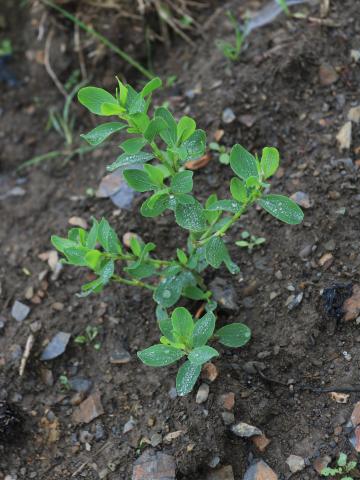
xmin=132 ymin=449 xmax=176 ymax=480
xmin=219 ymin=392 xmax=235 ymax=411
xmin=313 ymin=456 xmax=331 ymax=475
xmin=243 ymin=460 xmax=277 ymax=480
xmin=202 ymin=362 xmax=218 ymax=382
xmin=252 ymin=434 xmax=271 ymax=452
xmin=72 ymin=392 xmax=104 ymax=424
xmin=351 ymin=401 xmax=360 ymax=426
xmin=344 ymin=285 xmax=360 ymax=321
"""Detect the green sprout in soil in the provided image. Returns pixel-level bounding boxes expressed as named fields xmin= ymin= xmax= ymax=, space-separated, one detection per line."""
xmin=235 ymin=231 xmax=266 ymax=252
xmin=74 ymin=325 xmax=101 ymax=351
xmin=216 ymin=12 xmax=246 ymax=62
xmin=59 ymin=374 xmax=71 ymax=391
xmin=0 ymin=39 xmax=12 ymax=56
xmin=51 ymin=77 xmax=304 ymax=395
xmin=209 ymin=141 xmax=230 ymax=165
xmin=321 ymin=453 xmax=357 ymax=480
xmin=277 ymin=0 xmax=291 ymax=16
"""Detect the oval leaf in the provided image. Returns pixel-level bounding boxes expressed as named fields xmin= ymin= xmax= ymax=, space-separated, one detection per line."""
xmin=192 ymin=312 xmax=216 ymax=348
xmin=138 ymin=344 xmax=184 ymax=367
xmin=176 ymin=360 xmax=201 ymax=396
xmin=170 ymin=171 xmax=193 ymax=194
xmin=107 ymin=151 xmax=154 ymax=171
xmin=216 ymin=323 xmax=251 ymax=347
xmin=153 ymin=276 xmax=182 ymax=307
xmin=258 ymin=194 xmax=304 ymax=225
xmin=81 ymin=122 xmax=126 ymax=146
xmin=123 ymin=169 xmax=155 ymax=192
xmin=78 ymin=87 xmax=118 ymax=115
xmin=230 ymin=144 xmax=258 ymax=180
xmin=205 ymin=237 xmax=229 ymax=268
xmin=261 ymin=147 xmax=279 ymax=179
xmin=188 ymin=346 xmax=219 ymax=366
xmin=171 ymin=307 xmax=194 ymax=340
xmin=175 ymin=200 xmax=207 ymax=232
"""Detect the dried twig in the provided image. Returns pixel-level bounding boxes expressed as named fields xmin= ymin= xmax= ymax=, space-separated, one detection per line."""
xmin=19 ymin=334 xmax=35 ymax=377
xmin=74 ymin=23 xmax=88 ymax=80
xmin=44 ymin=29 xmax=68 ymax=98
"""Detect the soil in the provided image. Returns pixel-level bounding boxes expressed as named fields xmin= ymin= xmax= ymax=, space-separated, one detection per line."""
xmin=1 ymin=0 xmax=360 ymax=479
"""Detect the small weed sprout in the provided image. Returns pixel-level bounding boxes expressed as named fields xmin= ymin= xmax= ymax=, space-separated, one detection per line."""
xmin=236 ymin=231 xmax=266 ymax=252
xmin=277 ymin=0 xmax=291 ymax=16
xmin=216 ymin=12 xmax=246 ymax=62
xmin=52 ymin=77 xmax=304 ymax=395
xmin=75 ymin=326 xmax=101 ymax=350
xmin=209 ymin=142 xmax=230 ymax=165
xmin=321 ymin=453 xmax=357 ymax=480
xmin=59 ymin=374 xmax=70 ymax=391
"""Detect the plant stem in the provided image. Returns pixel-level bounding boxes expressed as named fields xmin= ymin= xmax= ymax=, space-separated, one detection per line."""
xmin=112 ymin=274 xmax=156 ymax=291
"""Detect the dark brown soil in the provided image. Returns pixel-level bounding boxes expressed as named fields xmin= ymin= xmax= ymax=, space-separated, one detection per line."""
xmin=1 ymin=0 xmax=360 ymax=478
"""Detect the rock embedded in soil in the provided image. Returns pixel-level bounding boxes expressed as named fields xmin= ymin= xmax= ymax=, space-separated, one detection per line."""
xmin=231 ymin=422 xmax=262 ymax=438
xmin=243 ymin=460 xmax=278 ymax=480
xmin=313 ymin=456 xmax=331 ymax=475
xmin=219 ymin=392 xmax=235 ymax=411
xmin=209 ymin=278 xmax=238 ymax=311
xmin=222 ymin=108 xmax=235 ymax=124
xmin=348 ymin=106 xmax=360 ymax=123
xmin=290 ymin=191 xmax=311 ymax=209
xmin=68 ymin=377 xmax=93 ymax=394
xmin=196 ymin=383 xmax=210 ymax=404
xmin=336 ymin=121 xmax=352 ymax=151
xmin=132 ymin=449 xmax=176 ymax=480
xmin=72 ymin=392 xmax=104 ymax=424
xmin=286 ymin=454 xmax=305 ymax=473
xmin=96 ymin=170 xmax=136 ymax=209
xmin=40 ymin=332 xmax=71 ymax=361
xmin=252 ymin=434 xmax=271 ymax=452
xmin=11 ymin=300 xmax=30 ymax=322
xmin=343 ymin=285 xmax=360 ymax=321
xmin=351 ymin=401 xmax=360 ymax=426
xmin=206 ymin=465 xmax=234 ymax=480
xmin=68 ymin=216 xmax=88 ymax=229
xmin=202 ymin=362 xmax=219 ymax=382
xmin=110 ymin=349 xmax=131 ymax=364
xmin=319 ymin=63 xmax=338 ymax=86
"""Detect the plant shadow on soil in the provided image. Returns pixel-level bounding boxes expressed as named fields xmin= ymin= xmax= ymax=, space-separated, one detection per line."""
xmin=1 ymin=0 xmax=360 ymax=478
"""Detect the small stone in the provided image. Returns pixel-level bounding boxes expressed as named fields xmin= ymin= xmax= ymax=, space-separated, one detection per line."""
xmin=231 ymin=422 xmax=262 ymax=438
xmin=252 ymin=434 xmax=271 ymax=452
xmin=206 ymin=465 xmax=234 ymax=480
xmin=208 ymin=456 xmax=221 ymax=468
xmin=269 ymin=291 xmax=279 ymax=301
xmin=164 ymin=430 xmax=183 ymax=442
xmin=150 ymin=433 xmax=162 ymax=447
xmin=351 ymin=401 xmax=360 ymax=426
xmin=68 ymin=216 xmax=88 ymax=229
xmin=51 ymin=302 xmax=64 ymax=311
xmin=324 ymin=239 xmax=336 ymax=251
xmin=350 ymin=425 xmax=360 ymax=452
xmin=110 ymin=349 xmax=131 ymax=364
xmin=79 ymin=430 xmax=93 ymax=443
xmin=343 ymin=285 xmax=360 ymax=321
xmin=319 ymin=63 xmax=338 ymax=86
xmin=336 ymin=121 xmax=352 ymax=151
xmin=95 ymin=422 xmax=106 ymax=441
xmin=243 ymin=460 xmax=278 ymax=480
xmin=123 ymin=416 xmax=136 ymax=434
xmin=242 ymin=361 xmax=265 ymax=375
xmin=40 ymin=368 xmax=54 ymax=386
xmin=132 ymin=449 xmax=176 ymax=480
xmin=97 ymin=170 xmax=136 ymax=209
xmin=72 ymin=392 xmax=104 ymax=424
xmin=70 ymin=392 xmax=86 ymax=406
xmin=202 ymin=362 xmax=218 ymax=382
xmin=329 ymin=391 xmax=349 ymax=403
xmin=219 ymin=392 xmax=235 ymax=411
xmin=168 ymin=387 xmax=177 ymax=399
xmin=290 ymin=191 xmax=311 ymax=209
xmin=210 ymin=278 xmax=238 ymax=311
xmin=221 ymin=412 xmax=235 ymax=425
xmin=196 ymin=383 xmax=210 ymax=404
xmin=11 ymin=301 xmax=30 ymax=322
xmin=286 ymin=455 xmax=305 ymax=473
xmin=222 ymin=108 xmax=235 ymax=124
xmin=40 ymin=332 xmax=71 ymax=361
xmin=30 ymin=321 xmax=41 ymax=333
xmin=239 ymin=114 xmax=256 ymax=127
xmin=68 ymin=378 xmax=93 ymax=394
xmin=319 ymin=253 xmax=334 ymax=268
xmin=351 ymin=49 xmax=360 ymax=62
xmin=348 ymin=106 xmax=360 ymax=124
xmin=299 ymin=244 xmax=313 ymax=259
xmin=274 ymin=270 xmax=283 ymax=280
xmin=122 ymin=232 xmax=143 ymax=249
xmin=313 ymin=456 xmax=331 ymax=475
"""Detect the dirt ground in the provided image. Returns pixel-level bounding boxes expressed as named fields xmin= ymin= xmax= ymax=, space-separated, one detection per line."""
xmin=1 ymin=0 xmax=360 ymax=478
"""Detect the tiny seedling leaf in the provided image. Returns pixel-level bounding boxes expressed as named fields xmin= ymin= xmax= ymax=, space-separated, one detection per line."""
xmin=230 ymin=144 xmax=258 ymax=180
xmin=216 ymin=323 xmax=251 ymax=347
xmin=176 ymin=360 xmax=201 ymax=396
xmin=138 ymin=344 xmax=184 ymax=367
xmin=188 ymin=346 xmax=219 ymax=365
xmin=261 ymin=147 xmax=279 ymax=179
xmin=192 ymin=312 xmax=216 ymax=348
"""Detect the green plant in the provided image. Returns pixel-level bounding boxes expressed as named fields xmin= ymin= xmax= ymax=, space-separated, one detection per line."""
xmin=321 ymin=453 xmax=357 ymax=479
xmin=209 ymin=141 xmax=230 ymax=165
xmin=216 ymin=12 xmax=246 ymax=62
xmin=0 ymin=39 xmax=12 ymax=56
xmin=235 ymin=230 xmax=266 ymax=252
xmin=75 ymin=325 xmax=101 ymax=350
xmin=51 ymin=77 xmax=304 ymax=395
xmin=59 ymin=374 xmax=70 ymax=391
xmin=277 ymin=0 xmax=290 ymax=16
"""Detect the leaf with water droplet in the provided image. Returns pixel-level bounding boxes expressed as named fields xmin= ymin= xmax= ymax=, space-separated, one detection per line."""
xmin=81 ymin=122 xmax=126 ymax=146
xmin=138 ymin=344 xmax=184 ymax=367
xmin=176 ymin=360 xmax=201 ymax=396
xmin=216 ymin=323 xmax=251 ymax=348
xmin=153 ymin=276 xmax=182 ymax=307
xmin=258 ymin=194 xmax=304 ymax=225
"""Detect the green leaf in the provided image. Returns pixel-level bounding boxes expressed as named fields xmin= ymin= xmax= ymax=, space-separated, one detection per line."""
xmin=192 ymin=312 xmax=216 ymax=348
xmin=188 ymin=346 xmax=219 ymax=365
xmin=138 ymin=344 xmax=184 ymax=367
xmin=120 ymin=137 xmax=147 ymax=154
xmin=107 ymin=151 xmax=154 ymax=171
xmin=178 ymin=130 xmax=206 ymax=162
xmin=79 ymin=277 xmax=104 ymax=296
xmin=140 ymin=194 xmax=169 ymax=217
xmin=68 ymin=227 xmax=87 ymax=245
xmin=171 ymin=307 xmax=194 ymax=340
xmin=216 ymin=323 xmax=251 ymax=347
xmin=175 ymin=200 xmax=207 ymax=232
xmin=81 ymin=122 xmax=126 ymax=146
xmin=85 ymin=249 xmax=102 ymax=269
xmin=261 ymin=147 xmax=279 ymax=179
xmin=63 ymin=245 xmax=89 ymax=266
xmin=177 ymin=116 xmax=196 ymax=143
xmin=130 ymin=112 xmax=150 ymax=132
xmin=320 ymin=468 xmax=337 ymax=476
xmin=205 ymin=237 xmax=229 ymax=268
xmin=224 ymin=256 xmax=240 ymax=275
xmin=337 ymin=453 xmax=347 ymax=467
xmin=258 ymin=194 xmax=304 ymax=225
xmin=126 ymin=85 xmax=146 ymax=114
xmin=174 ymin=193 xmax=195 ymax=205
xmin=86 ymin=219 xmax=99 ymax=249
xmin=97 ymin=218 xmax=121 ymax=253
xmin=155 ymin=107 xmax=177 ymax=146
xmin=78 ymin=87 xmax=118 ymax=115
xmin=176 ymin=249 xmax=188 ymax=264
xmin=156 ymin=305 xmax=169 ymax=322
xmin=159 ymin=319 xmax=175 ymax=342
xmin=182 ymin=285 xmax=208 ymax=300
xmin=207 ymin=199 xmax=242 ymax=213
xmin=230 ymin=144 xmax=258 ymax=180
xmin=230 ymin=177 xmax=247 ymax=203
xmin=141 ymin=77 xmax=162 ymax=97
xmin=176 ymin=360 xmax=201 ymax=396
xmin=100 ymin=103 xmax=124 ymax=116
xmin=100 ymin=259 xmax=114 ymax=283
xmin=144 ymin=117 xmax=168 ymax=142
xmin=123 ymin=169 xmax=156 ymax=192
xmin=170 ymin=171 xmax=193 ymax=194
xmin=51 ymin=235 xmax=77 ymax=254
xmin=153 ymin=276 xmax=182 ymax=307
xmin=143 ymin=164 xmax=165 ymax=187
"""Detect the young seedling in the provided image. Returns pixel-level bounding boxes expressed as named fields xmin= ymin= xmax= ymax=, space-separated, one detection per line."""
xmin=209 ymin=141 xmax=230 ymax=165
xmin=52 ymin=76 xmax=304 ymax=395
xmin=277 ymin=0 xmax=291 ymax=16
xmin=74 ymin=325 xmax=101 ymax=350
xmin=235 ymin=231 xmax=266 ymax=252
xmin=216 ymin=11 xmax=246 ymax=62
xmin=59 ymin=374 xmax=70 ymax=391
xmin=321 ymin=453 xmax=357 ymax=480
